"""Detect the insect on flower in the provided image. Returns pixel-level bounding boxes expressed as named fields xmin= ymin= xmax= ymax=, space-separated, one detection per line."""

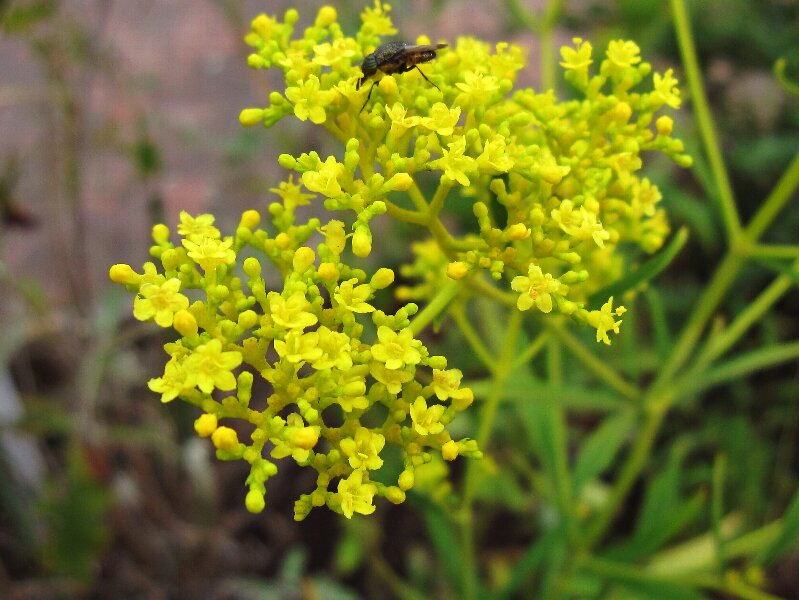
xmin=357 ymin=41 xmax=447 ymax=112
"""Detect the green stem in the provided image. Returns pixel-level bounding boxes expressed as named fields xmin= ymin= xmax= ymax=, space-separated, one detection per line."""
xmin=671 ymin=0 xmax=741 ymax=239
xmin=749 ymin=243 xmax=799 ymax=259
xmin=548 ymin=324 xmax=641 ymax=401
xmin=460 ymin=308 xmax=524 ymax=600
xmin=744 ymin=146 xmax=799 ymax=242
xmin=450 ymin=303 xmax=498 ymax=372
xmin=584 ymin=403 xmax=665 ymax=547
xmin=408 ymin=279 xmax=463 ymax=336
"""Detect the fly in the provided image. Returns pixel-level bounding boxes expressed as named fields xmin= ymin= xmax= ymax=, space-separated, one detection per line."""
xmin=357 ymin=41 xmax=447 ymax=112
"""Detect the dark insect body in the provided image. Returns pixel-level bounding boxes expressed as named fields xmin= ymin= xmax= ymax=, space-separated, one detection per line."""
xmin=357 ymin=41 xmax=447 ymax=112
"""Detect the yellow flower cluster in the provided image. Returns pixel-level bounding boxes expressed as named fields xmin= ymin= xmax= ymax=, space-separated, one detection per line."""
xmin=240 ymin=3 xmax=690 ymax=346
xmin=110 ymin=210 xmax=479 ymax=520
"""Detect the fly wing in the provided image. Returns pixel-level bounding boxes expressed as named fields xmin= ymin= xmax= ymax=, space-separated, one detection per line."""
xmin=403 ymin=42 xmax=448 ymax=53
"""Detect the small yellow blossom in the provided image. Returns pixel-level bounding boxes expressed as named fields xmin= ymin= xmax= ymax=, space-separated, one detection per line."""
xmin=301 ymin=156 xmax=344 ymax=198
xmin=587 ymin=296 xmax=627 ymax=345
xmin=182 ymin=236 xmax=236 ymax=273
xmin=339 ymin=427 xmax=385 ymax=470
xmin=337 ymin=469 xmax=377 ymax=519
xmin=312 ymin=39 xmax=356 ymax=67
xmin=268 ymin=291 xmax=318 ymax=330
xmin=311 ymin=326 xmax=353 ymax=370
xmin=428 ymin=136 xmax=477 ymax=187
xmin=178 ymin=211 xmax=220 ymax=240
xmin=410 ymin=397 xmax=446 ymax=436
xmin=270 ymin=175 xmax=314 ymax=211
xmin=148 ymin=357 xmax=194 ymax=403
xmin=606 ymin=40 xmax=641 ymax=71
xmin=371 ymin=326 xmax=422 ymax=371
xmin=455 ymin=71 xmax=500 ymax=105
xmin=274 ymin=330 xmax=323 ymax=364
xmin=285 ymin=75 xmax=335 ymax=124
xmin=560 ymin=37 xmax=593 ymax=71
xmin=476 ymin=135 xmax=514 ymax=174
xmin=334 ymin=279 xmax=375 ymax=313
xmin=370 ymin=362 xmax=414 ymax=394
xmin=652 ymin=69 xmax=681 ymax=108
xmin=133 ymin=279 xmax=189 ymax=327
xmin=184 ymin=339 xmax=242 ymax=394
xmin=420 ymin=102 xmax=461 ymax=137
xmin=431 ymin=368 xmax=469 ymax=402
xmin=360 ymin=0 xmax=397 ymax=37
xmin=511 ymin=264 xmax=561 ymax=313
xmin=386 ymin=103 xmax=422 ymax=136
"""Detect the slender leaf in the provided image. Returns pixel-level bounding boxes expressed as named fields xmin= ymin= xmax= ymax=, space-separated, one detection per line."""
xmin=412 ymin=494 xmax=461 ymax=589
xmin=758 ymin=489 xmax=799 ymax=565
xmin=572 ymin=409 xmax=637 ymax=495
xmin=494 ymin=528 xmax=562 ymax=600
xmin=589 ymin=227 xmax=689 ymax=305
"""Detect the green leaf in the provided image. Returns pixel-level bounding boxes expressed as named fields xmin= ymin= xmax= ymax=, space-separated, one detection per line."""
xmin=605 ymin=447 xmax=705 ymax=561
xmin=413 ymin=494 xmax=461 ymax=589
xmin=758 ymin=488 xmax=799 ymax=565
xmin=495 ymin=528 xmax=567 ymax=600
xmin=467 ymin=377 xmax=624 ymax=412
xmin=589 ymin=227 xmax=689 ymax=305
xmin=572 ymin=409 xmax=637 ymax=495
xmin=611 ymin=579 xmax=707 ymax=600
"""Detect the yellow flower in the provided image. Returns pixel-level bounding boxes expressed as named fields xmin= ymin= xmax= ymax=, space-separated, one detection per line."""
xmin=182 ymin=236 xmax=236 ymax=272
xmin=274 ymin=330 xmax=323 ymax=364
xmin=386 ymin=103 xmax=421 ymax=137
xmin=560 ymin=37 xmax=593 ymax=71
xmin=410 ymin=397 xmax=445 ymax=436
xmin=270 ymin=175 xmax=314 ymax=211
xmin=606 ymin=40 xmax=641 ymax=71
xmin=312 ymin=39 xmax=357 ymax=67
xmin=337 ymin=469 xmax=377 ymax=519
xmin=652 ymin=69 xmax=681 ymax=109
xmin=370 ymin=361 xmax=414 ymax=394
xmin=148 ymin=357 xmax=194 ymax=403
xmin=455 ymin=70 xmax=500 ymax=105
xmin=177 ymin=211 xmax=220 ymax=240
xmin=301 ymin=155 xmax=344 ymax=198
xmin=476 ymin=135 xmax=514 ymax=174
xmin=334 ymin=279 xmax=375 ymax=313
xmin=428 ymin=136 xmax=477 ymax=187
xmin=587 ymin=296 xmax=627 ymax=345
xmin=311 ymin=326 xmax=353 ymax=371
xmin=371 ymin=326 xmax=422 ymax=371
xmin=133 ymin=278 xmax=189 ymax=327
xmin=360 ymin=0 xmax=397 ymax=37
xmin=431 ymin=368 xmax=468 ymax=402
xmin=420 ymin=102 xmax=461 ymax=137
xmin=184 ymin=339 xmax=243 ymax=394
xmin=285 ymin=75 xmax=335 ymax=124
xmin=339 ymin=427 xmax=385 ymax=470
xmin=268 ymin=291 xmax=318 ymax=330
xmin=511 ymin=264 xmax=560 ymax=313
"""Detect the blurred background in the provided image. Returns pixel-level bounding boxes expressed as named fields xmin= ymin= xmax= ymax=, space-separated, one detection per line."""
xmin=1 ymin=0 xmax=798 ymax=598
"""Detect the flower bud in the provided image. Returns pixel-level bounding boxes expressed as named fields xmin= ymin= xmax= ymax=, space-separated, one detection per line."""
xmin=398 ymin=469 xmax=415 ymax=490
xmin=212 ymin=426 xmax=239 ymax=451
xmin=240 ymin=210 xmax=260 ymax=229
xmin=243 ymin=257 xmax=262 ymax=279
xmin=317 ymin=262 xmax=339 ymax=281
xmin=194 ymin=413 xmax=218 ymax=437
xmin=507 ymin=223 xmax=530 ymax=240
xmin=446 ymin=261 xmax=469 ymax=280
xmin=315 ymin=6 xmax=337 ymax=26
xmin=245 ymin=489 xmax=266 ymax=513
xmin=173 ymin=309 xmax=198 ymax=337
xmin=656 ymin=115 xmax=674 ymax=135
xmin=385 ymin=486 xmax=406 ymax=504
xmin=293 ymin=427 xmax=319 ymax=450
xmin=352 ymin=226 xmax=372 ymax=257
xmin=239 ymin=108 xmax=265 ymax=127
xmin=108 ymin=263 xmax=139 ymax=285
xmin=293 ymin=247 xmax=316 ymax=273
xmin=442 ymin=440 xmax=459 ymax=461
xmin=370 ymin=267 xmax=395 ymax=289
